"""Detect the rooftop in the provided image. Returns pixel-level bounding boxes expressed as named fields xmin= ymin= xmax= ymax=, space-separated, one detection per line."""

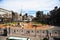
xmin=0 ymin=22 xmax=54 ymax=30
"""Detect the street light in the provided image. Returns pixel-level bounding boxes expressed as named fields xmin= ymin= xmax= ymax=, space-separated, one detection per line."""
xmin=46 ymin=30 xmax=49 ymax=40
xmin=33 ymin=24 xmax=37 ymax=37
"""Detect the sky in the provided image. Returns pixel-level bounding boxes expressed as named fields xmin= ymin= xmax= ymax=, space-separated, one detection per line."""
xmin=0 ymin=0 xmax=60 ymax=16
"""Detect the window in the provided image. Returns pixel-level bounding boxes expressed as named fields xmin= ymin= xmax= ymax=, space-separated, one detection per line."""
xmin=55 ymin=32 xmax=57 ymax=34
xmin=17 ymin=30 xmax=18 ymax=32
xmin=43 ymin=31 xmax=44 ymax=33
xmin=20 ymin=30 xmax=23 ymax=32
xmin=21 ymin=30 xmax=23 ymax=32
xmin=50 ymin=33 xmax=51 ymax=36
xmin=27 ymin=31 xmax=30 ymax=33
xmin=14 ymin=30 xmax=16 ymax=32
xmin=0 ymin=28 xmax=1 ymax=30
xmin=3 ymin=28 xmax=7 ymax=36
xmin=37 ymin=31 xmax=39 ymax=33
xmin=31 ymin=30 xmax=34 ymax=33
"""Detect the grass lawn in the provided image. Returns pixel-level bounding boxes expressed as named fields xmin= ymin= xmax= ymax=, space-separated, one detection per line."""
xmin=4 ymin=22 xmax=24 ymax=25
xmin=33 ymin=22 xmax=42 ymax=24
xmin=33 ymin=22 xmax=48 ymax=25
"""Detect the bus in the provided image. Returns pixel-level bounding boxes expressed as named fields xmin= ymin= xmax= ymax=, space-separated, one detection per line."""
xmin=6 ymin=37 xmax=30 ymax=40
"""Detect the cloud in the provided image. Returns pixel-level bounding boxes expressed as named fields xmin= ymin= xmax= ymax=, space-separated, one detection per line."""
xmin=0 ymin=0 xmax=60 ymax=16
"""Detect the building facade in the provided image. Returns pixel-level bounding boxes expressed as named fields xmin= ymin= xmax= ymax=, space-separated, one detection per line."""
xmin=0 ymin=25 xmax=60 ymax=40
xmin=0 ymin=8 xmax=12 ymax=23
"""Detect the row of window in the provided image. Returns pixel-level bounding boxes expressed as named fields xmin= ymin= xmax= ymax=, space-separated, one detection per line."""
xmin=0 ymin=28 xmax=59 ymax=35
xmin=10 ymin=29 xmax=48 ymax=34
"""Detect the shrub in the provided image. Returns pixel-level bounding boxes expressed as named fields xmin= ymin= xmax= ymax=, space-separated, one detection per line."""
xmin=43 ymin=38 xmax=48 ymax=40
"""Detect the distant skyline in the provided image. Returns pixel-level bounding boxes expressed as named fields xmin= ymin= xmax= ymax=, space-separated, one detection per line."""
xmin=0 ymin=0 xmax=60 ymax=16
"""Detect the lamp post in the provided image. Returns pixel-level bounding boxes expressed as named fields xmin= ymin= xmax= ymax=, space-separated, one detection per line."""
xmin=46 ymin=30 xmax=49 ymax=40
xmin=33 ymin=24 xmax=37 ymax=37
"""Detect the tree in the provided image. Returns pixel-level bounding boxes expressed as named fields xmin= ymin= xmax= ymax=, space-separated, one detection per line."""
xmin=36 ymin=11 xmax=41 ymax=17
xmin=25 ymin=13 xmax=28 ymax=17
xmin=36 ymin=11 xmax=43 ymax=18
xmin=36 ymin=11 xmax=43 ymax=22
xmin=50 ymin=6 xmax=60 ymax=26
xmin=43 ymin=38 xmax=48 ymax=40
xmin=20 ymin=13 xmax=22 ymax=16
xmin=55 ymin=7 xmax=60 ymax=26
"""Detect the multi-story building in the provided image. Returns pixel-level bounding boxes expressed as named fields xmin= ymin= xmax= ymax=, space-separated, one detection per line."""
xmin=36 ymin=11 xmax=43 ymax=18
xmin=33 ymin=11 xmax=43 ymax=22
xmin=0 ymin=23 xmax=60 ymax=40
xmin=22 ymin=13 xmax=34 ymax=22
xmin=22 ymin=13 xmax=28 ymax=21
xmin=12 ymin=12 xmax=19 ymax=22
xmin=0 ymin=8 xmax=34 ymax=22
xmin=0 ymin=8 xmax=12 ymax=23
xmin=0 ymin=8 xmax=23 ymax=22
xmin=0 ymin=8 xmax=12 ymax=18
xmin=19 ymin=14 xmax=23 ymax=22
xmin=28 ymin=15 xmax=34 ymax=22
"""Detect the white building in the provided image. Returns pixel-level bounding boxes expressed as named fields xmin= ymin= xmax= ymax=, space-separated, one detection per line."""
xmin=0 ymin=25 xmax=60 ymax=40
xmin=28 ymin=15 xmax=34 ymax=22
xmin=0 ymin=8 xmax=12 ymax=18
xmin=0 ymin=8 xmax=12 ymax=22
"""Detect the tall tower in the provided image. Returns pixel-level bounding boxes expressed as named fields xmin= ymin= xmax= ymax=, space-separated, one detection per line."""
xmin=20 ymin=8 xmax=22 ymax=16
xmin=20 ymin=5 xmax=23 ymax=16
xmin=20 ymin=6 xmax=23 ymax=21
xmin=20 ymin=8 xmax=22 ymax=15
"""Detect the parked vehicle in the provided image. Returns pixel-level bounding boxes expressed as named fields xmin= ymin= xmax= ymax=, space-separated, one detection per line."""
xmin=6 ymin=37 xmax=30 ymax=40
